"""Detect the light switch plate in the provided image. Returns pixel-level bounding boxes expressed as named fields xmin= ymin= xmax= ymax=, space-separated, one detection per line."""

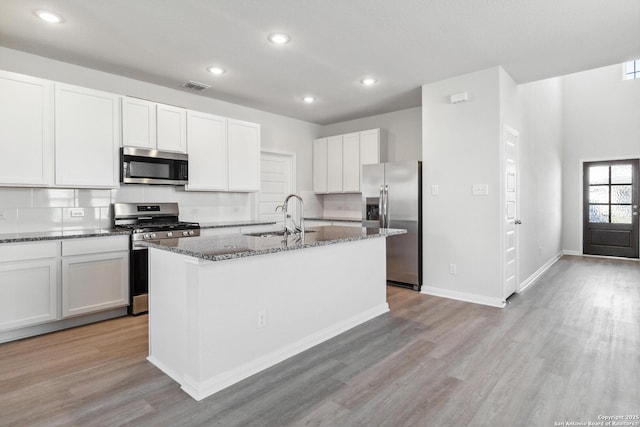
xmin=431 ymin=185 xmax=439 ymax=196
xmin=0 ymin=209 xmax=6 ymax=220
xmin=472 ymin=184 xmax=489 ymax=196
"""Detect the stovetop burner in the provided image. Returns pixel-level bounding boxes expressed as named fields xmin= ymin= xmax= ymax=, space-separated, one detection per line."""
xmin=112 ymin=202 xmax=201 ymax=241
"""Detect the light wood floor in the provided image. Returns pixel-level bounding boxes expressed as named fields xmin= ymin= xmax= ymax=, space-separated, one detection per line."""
xmin=1 ymin=255 xmax=639 ymax=427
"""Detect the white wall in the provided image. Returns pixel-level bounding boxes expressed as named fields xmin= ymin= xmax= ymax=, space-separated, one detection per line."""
xmin=561 ymin=64 xmax=640 ymax=253
xmin=0 ymin=47 xmax=322 ymax=230
xmin=422 ymin=67 xmax=504 ymax=306
xmin=518 ymin=78 xmax=564 ymax=283
xmin=320 ymin=107 xmax=422 ymax=162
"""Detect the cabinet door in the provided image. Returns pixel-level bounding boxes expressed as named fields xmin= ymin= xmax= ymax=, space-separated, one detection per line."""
xmin=359 ymin=129 xmax=381 ymax=166
xmin=157 ymin=103 xmax=187 ymax=153
xmin=342 ymin=132 xmax=360 ymax=192
xmin=327 ymin=135 xmax=343 ymax=193
xmin=228 ymin=119 xmax=260 ymax=191
xmin=55 ymin=84 xmax=120 ymax=188
xmin=62 ymin=251 xmax=129 ymax=318
xmin=313 ymin=138 xmax=328 ymax=193
xmin=0 ymin=71 xmax=53 ymax=186
xmin=122 ymin=97 xmax=156 ymax=149
xmin=0 ymin=258 xmax=58 ymax=331
xmin=186 ymin=111 xmax=228 ymax=191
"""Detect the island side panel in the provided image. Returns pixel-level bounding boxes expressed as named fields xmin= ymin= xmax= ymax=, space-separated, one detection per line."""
xmin=149 ymin=236 xmax=388 ymax=401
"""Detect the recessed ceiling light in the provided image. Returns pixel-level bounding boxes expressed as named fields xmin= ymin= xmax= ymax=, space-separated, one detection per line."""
xmin=207 ymin=66 xmax=225 ymax=75
xmin=268 ymin=33 xmax=291 ymax=45
xmin=303 ymin=96 xmax=316 ymax=103
xmin=34 ymin=10 xmax=64 ymax=23
xmin=361 ymin=78 xmax=377 ymax=86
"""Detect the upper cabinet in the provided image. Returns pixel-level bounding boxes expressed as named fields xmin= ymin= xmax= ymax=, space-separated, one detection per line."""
xmin=313 ymin=128 xmax=385 ymax=194
xmin=54 ymin=83 xmax=121 ymax=188
xmin=228 ymin=119 xmax=260 ymax=191
xmin=186 ymin=111 xmax=228 ymax=191
xmin=312 ymin=138 xmax=328 ymax=193
xmin=122 ymin=97 xmax=187 ymax=153
xmin=0 ymin=71 xmax=53 ymax=186
xmin=186 ymin=114 xmax=260 ymax=192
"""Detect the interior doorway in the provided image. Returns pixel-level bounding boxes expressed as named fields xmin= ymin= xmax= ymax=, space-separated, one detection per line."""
xmin=502 ymin=126 xmax=519 ymax=300
xmin=583 ymin=159 xmax=639 ymax=258
xmin=257 ymin=151 xmax=296 ymax=225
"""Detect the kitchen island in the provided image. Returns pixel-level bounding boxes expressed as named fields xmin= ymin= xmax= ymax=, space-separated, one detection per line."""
xmin=146 ymin=225 xmax=405 ymax=401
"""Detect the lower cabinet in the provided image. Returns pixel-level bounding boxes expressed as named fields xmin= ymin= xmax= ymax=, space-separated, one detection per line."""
xmin=0 ymin=242 xmax=58 ymax=331
xmin=61 ymin=236 xmax=129 ymax=318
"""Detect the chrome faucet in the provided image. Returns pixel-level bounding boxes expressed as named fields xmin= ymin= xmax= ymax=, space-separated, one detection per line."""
xmin=275 ymin=194 xmax=305 ymax=238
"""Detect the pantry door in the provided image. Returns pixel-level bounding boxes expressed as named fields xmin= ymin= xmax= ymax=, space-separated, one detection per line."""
xmin=258 ymin=151 xmax=295 ymax=225
xmin=583 ymin=159 xmax=639 ymax=258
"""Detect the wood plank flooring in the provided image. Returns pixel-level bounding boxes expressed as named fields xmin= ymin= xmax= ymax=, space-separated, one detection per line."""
xmin=1 ymin=255 xmax=638 ymax=426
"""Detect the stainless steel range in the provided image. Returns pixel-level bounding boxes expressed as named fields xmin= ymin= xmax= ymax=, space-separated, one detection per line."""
xmin=113 ymin=202 xmax=200 ymax=315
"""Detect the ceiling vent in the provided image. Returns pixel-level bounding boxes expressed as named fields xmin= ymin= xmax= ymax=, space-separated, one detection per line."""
xmin=182 ymin=80 xmax=211 ymax=91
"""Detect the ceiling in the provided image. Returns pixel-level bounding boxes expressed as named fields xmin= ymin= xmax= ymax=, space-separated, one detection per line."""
xmin=1 ymin=0 xmax=639 ymax=125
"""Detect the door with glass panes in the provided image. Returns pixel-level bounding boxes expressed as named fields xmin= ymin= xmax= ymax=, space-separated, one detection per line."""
xmin=583 ymin=159 xmax=639 ymax=258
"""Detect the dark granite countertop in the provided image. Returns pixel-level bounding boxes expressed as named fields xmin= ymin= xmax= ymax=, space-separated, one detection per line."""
xmin=198 ymin=220 xmax=277 ymax=229
xmin=0 ymin=229 xmax=131 ymax=244
xmin=304 ymin=217 xmax=363 ymax=223
xmin=146 ymin=225 xmax=406 ymax=262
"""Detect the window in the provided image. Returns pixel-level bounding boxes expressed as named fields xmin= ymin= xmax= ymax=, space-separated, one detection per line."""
xmin=624 ymin=60 xmax=640 ymax=80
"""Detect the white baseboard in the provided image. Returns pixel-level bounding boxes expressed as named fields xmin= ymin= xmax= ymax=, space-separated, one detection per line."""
xmin=176 ymin=303 xmax=390 ymax=401
xmin=420 ymin=286 xmax=505 ymax=308
xmin=518 ymin=251 xmax=563 ymax=294
xmin=563 ymin=250 xmax=580 ymax=256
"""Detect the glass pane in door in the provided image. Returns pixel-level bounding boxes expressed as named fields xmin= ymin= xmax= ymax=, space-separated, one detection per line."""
xmin=589 ymin=205 xmax=609 ymax=223
xmin=589 ymin=186 xmax=609 ymax=203
xmin=589 ymin=166 xmax=609 ymax=184
xmin=611 ymin=185 xmax=632 ymax=203
xmin=611 ymin=205 xmax=632 ymax=224
xmin=611 ymin=165 xmax=632 ymax=184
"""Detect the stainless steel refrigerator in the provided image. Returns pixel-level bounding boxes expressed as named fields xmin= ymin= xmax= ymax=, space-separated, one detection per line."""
xmin=362 ymin=161 xmax=422 ymax=290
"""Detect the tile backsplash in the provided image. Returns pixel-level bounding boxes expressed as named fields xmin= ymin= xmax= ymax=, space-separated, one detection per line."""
xmin=322 ymin=193 xmax=362 ymax=219
xmin=0 ymin=186 xmax=255 ymax=233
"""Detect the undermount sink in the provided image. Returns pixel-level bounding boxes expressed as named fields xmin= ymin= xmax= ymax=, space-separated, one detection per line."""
xmin=243 ymin=230 xmax=317 ymax=238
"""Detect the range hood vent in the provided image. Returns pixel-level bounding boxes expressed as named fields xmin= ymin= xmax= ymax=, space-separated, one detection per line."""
xmin=182 ymin=80 xmax=211 ymax=91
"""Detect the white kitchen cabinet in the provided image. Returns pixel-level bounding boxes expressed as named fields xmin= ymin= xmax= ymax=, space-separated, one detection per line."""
xmin=157 ymin=103 xmax=187 ymax=152
xmin=122 ymin=97 xmax=156 ymax=149
xmin=0 ymin=242 xmax=58 ymax=331
xmin=61 ymin=236 xmax=129 ymax=318
xmin=359 ymin=128 xmax=383 ymax=166
xmin=312 ymin=138 xmax=328 ymax=193
xmin=313 ymin=129 xmax=385 ymax=194
xmin=122 ymin=97 xmax=187 ymax=153
xmin=342 ymin=132 xmax=360 ymax=192
xmin=326 ymin=135 xmax=344 ymax=193
xmin=0 ymin=71 xmax=53 ymax=186
xmin=55 ymin=83 xmax=121 ymax=188
xmin=186 ymin=111 xmax=228 ymax=191
xmin=228 ymin=119 xmax=260 ymax=191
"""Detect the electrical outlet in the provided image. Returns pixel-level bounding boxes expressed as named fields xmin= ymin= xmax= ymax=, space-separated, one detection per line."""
xmin=0 ymin=209 xmax=6 ymax=220
xmin=257 ymin=309 xmax=267 ymax=329
xmin=70 ymin=208 xmax=85 ymax=218
xmin=449 ymin=263 xmax=457 ymax=275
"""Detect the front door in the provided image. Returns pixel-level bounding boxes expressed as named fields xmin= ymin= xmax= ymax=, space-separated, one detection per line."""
xmin=583 ymin=159 xmax=639 ymax=258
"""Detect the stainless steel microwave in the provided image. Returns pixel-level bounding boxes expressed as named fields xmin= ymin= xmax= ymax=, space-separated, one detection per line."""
xmin=121 ymin=147 xmax=188 ymax=185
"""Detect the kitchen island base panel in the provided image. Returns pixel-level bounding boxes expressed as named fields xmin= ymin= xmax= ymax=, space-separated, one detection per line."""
xmin=148 ymin=237 xmax=388 ymax=401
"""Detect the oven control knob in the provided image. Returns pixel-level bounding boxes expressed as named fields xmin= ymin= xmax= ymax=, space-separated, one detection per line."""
xmin=150 ymin=233 xmax=157 ymax=239
xmin=143 ymin=234 xmax=150 ymax=239
xmin=188 ymin=230 xmax=195 ymax=236
xmin=167 ymin=232 xmax=173 ymax=238
xmin=182 ymin=231 xmax=189 ymax=236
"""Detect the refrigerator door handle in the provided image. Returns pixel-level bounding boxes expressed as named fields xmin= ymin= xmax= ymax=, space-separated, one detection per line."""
xmin=379 ymin=186 xmax=385 ymax=228
xmin=383 ymin=185 xmax=389 ymax=228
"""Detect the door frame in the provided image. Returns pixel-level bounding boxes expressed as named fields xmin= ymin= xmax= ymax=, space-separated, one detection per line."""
xmin=254 ymin=149 xmax=297 ymax=220
xmin=578 ymin=155 xmax=640 ymax=258
xmin=501 ymin=125 xmax=520 ymax=300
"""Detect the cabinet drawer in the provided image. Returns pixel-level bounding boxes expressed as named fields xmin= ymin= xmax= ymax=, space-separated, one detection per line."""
xmin=0 ymin=241 xmax=58 ymax=262
xmin=62 ymin=235 xmax=129 ymax=257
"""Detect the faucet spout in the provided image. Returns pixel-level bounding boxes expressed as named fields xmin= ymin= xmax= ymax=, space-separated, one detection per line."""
xmin=282 ymin=194 xmax=305 ymax=238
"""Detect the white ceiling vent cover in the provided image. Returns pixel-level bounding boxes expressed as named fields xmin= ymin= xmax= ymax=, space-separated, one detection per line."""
xmin=183 ymin=80 xmax=211 ymax=91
